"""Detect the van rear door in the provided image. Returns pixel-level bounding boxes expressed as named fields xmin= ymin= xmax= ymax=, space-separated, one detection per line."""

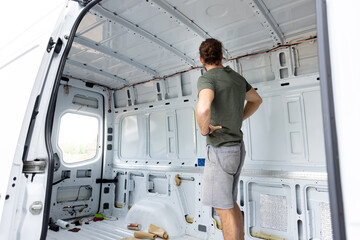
xmin=0 ymin=1 xmax=101 ymax=240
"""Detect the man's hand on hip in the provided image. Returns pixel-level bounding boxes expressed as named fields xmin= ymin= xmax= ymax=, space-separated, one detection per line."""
xmin=209 ymin=124 xmax=222 ymax=135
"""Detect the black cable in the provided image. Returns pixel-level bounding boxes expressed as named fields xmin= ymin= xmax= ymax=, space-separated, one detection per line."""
xmin=52 ymin=177 xmax=69 ymax=185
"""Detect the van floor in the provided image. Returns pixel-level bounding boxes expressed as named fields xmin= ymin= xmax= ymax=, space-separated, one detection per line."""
xmin=46 ymin=216 xmax=200 ymax=240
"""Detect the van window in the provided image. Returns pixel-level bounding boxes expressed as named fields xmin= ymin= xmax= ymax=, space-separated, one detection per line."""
xmin=58 ymin=113 xmax=99 ymax=163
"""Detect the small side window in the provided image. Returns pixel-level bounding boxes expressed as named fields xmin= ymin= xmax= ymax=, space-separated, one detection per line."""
xmin=58 ymin=113 xmax=99 ymax=163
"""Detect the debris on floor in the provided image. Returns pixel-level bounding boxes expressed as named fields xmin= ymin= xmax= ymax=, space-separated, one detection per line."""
xmin=68 ymin=227 xmax=81 ymax=232
xmin=56 ymin=219 xmax=70 ymax=229
xmin=94 ymin=213 xmax=108 ymax=220
xmin=134 ymin=231 xmax=157 ymax=239
xmin=49 ymin=223 xmax=59 ymax=232
xmin=148 ymin=224 xmax=169 ymax=239
xmin=72 ymin=218 xmax=82 ymax=226
xmin=127 ymin=223 xmax=142 ymax=230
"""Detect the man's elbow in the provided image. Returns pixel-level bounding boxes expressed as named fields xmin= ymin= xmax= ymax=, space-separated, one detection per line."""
xmin=248 ymin=96 xmax=262 ymax=106
xmin=197 ymin=107 xmax=210 ymax=118
xmin=200 ymin=130 xmax=209 ymax=136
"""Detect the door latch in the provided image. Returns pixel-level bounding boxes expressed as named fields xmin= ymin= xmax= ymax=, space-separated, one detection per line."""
xmin=29 ymin=201 xmax=43 ymax=215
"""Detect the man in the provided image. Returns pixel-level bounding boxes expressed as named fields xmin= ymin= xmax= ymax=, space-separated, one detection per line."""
xmin=196 ymin=38 xmax=262 ymax=240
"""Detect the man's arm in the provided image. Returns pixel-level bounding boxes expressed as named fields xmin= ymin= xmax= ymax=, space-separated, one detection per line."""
xmin=196 ymin=89 xmax=222 ymax=136
xmin=243 ymin=88 xmax=262 ymax=120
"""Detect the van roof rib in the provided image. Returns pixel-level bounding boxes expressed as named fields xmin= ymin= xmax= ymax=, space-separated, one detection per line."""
xmin=74 ymin=36 xmax=160 ymax=78
xmin=92 ymin=4 xmax=196 ymax=66
xmin=66 ymin=59 xmax=129 ymax=86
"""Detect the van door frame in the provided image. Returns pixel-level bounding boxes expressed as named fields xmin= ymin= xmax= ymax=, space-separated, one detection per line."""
xmin=42 ymin=0 xmax=101 ymax=239
xmin=316 ymin=0 xmax=346 ymax=239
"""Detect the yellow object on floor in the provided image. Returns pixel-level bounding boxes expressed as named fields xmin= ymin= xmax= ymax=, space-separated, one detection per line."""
xmin=134 ymin=231 xmax=157 ymax=239
xmin=148 ymin=224 xmax=169 ymax=239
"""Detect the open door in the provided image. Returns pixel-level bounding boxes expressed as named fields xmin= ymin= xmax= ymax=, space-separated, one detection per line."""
xmin=0 ymin=1 xmax=101 ymax=240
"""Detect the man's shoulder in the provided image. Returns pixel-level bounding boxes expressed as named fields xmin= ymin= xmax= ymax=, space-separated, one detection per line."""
xmin=198 ymin=72 xmax=215 ymax=82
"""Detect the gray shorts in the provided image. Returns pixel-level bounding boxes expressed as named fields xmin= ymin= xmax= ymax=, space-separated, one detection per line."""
xmin=202 ymin=142 xmax=246 ymax=209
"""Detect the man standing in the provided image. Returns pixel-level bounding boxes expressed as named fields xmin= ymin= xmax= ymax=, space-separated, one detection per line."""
xmin=196 ymin=38 xmax=262 ymax=240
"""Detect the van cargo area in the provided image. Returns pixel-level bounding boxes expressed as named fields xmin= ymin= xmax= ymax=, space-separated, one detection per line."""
xmin=5 ymin=0 xmax=335 ymax=239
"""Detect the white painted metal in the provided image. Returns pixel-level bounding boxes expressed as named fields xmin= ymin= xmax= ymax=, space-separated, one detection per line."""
xmin=50 ymin=83 xmax=105 ymax=221
xmin=327 ymin=0 xmax=360 ymax=238
xmin=67 ymin=59 xmax=129 ymax=86
xmin=246 ymin=0 xmax=285 ymax=45
xmin=0 ymin=0 xmax=345 ymax=239
xmin=92 ymin=4 xmax=197 ymax=66
xmin=74 ymin=36 xmax=160 ymax=78
xmin=65 ymin=0 xmax=317 ymax=88
xmin=148 ymin=0 xmax=230 ymax=59
xmin=0 ymin=1 xmax=87 ymax=239
xmin=0 ymin=0 xmax=66 ymax=228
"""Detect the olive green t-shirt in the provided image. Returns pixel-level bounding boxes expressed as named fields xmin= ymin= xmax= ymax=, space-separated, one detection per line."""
xmin=197 ymin=66 xmax=252 ymax=147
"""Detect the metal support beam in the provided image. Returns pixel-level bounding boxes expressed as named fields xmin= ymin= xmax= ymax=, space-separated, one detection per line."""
xmin=316 ymin=0 xmax=346 ymax=239
xmin=151 ymin=0 xmax=210 ymax=39
xmin=76 ymin=19 xmax=107 ymax=36
xmin=92 ymin=4 xmax=196 ymax=66
xmin=246 ymin=0 xmax=284 ymax=45
xmin=74 ymin=37 xmax=160 ymax=78
xmin=149 ymin=0 xmax=229 ymax=59
xmin=66 ymin=59 xmax=129 ymax=86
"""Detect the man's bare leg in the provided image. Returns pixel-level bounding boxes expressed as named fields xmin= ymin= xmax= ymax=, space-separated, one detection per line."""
xmin=215 ymin=207 xmax=240 ymax=240
xmin=233 ymin=202 xmax=244 ymax=239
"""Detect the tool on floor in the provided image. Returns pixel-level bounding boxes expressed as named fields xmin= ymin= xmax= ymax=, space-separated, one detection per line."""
xmin=49 ymin=223 xmax=59 ymax=232
xmin=55 ymin=219 xmax=70 ymax=229
xmin=127 ymin=223 xmax=142 ymax=230
xmin=72 ymin=218 xmax=82 ymax=226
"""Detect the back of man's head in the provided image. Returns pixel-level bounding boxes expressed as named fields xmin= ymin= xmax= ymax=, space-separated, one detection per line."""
xmin=199 ymin=38 xmax=223 ymax=65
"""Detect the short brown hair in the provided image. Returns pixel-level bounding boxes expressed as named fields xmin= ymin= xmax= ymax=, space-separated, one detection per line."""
xmin=199 ymin=38 xmax=223 ymax=65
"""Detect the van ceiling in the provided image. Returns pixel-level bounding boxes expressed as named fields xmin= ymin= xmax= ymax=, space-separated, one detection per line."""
xmin=63 ymin=0 xmax=316 ymax=89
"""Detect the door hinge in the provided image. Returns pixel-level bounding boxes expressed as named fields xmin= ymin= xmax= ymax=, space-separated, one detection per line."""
xmin=46 ymin=37 xmax=63 ymax=53
xmin=22 ymin=159 xmax=47 ymax=174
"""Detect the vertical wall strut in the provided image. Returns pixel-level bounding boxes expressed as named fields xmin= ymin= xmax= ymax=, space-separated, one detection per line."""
xmin=246 ymin=0 xmax=284 ymax=45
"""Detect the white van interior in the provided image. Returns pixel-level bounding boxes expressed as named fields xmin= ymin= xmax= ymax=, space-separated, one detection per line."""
xmin=44 ymin=0 xmax=332 ymax=239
